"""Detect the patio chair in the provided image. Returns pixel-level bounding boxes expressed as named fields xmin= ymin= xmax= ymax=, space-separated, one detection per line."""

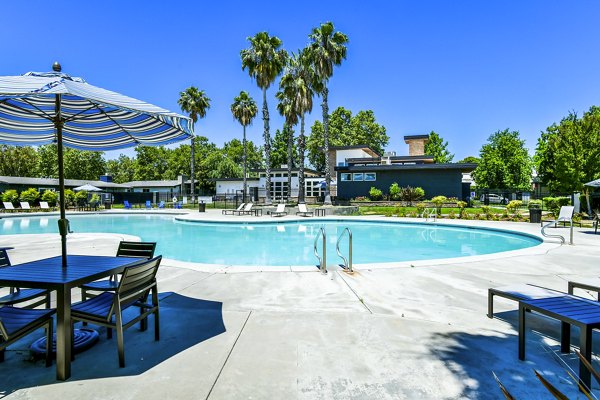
xmin=39 ymin=201 xmax=51 ymax=211
xmin=270 ymin=203 xmax=287 ymax=217
xmin=0 ymin=306 xmax=55 ymax=366
xmin=2 ymin=202 xmax=15 ymax=213
xmin=19 ymin=202 xmax=32 ymax=212
xmin=80 ymin=241 xmax=157 ymax=300
xmin=158 ymin=201 xmax=165 ymax=209
xmin=145 ymin=200 xmax=152 ymax=209
xmin=296 ymin=203 xmax=314 ymax=217
xmin=541 ymin=205 xmax=579 ymax=227
xmin=71 ymin=255 xmax=162 ymax=367
xmin=234 ymin=203 xmax=253 ymax=215
xmin=222 ymin=202 xmax=245 ymax=215
xmin=124 ymin=200 xmax=132 ymax=209
xmin=0 ymin=247 xmax=51 ymax=309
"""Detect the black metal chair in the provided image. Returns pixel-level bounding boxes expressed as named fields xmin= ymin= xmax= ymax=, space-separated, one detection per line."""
xmin=0 ymin=247 xmax=51 ymax=308
xmin=80 ymin=241 xmax=156 ymax=300
xmin=0 ymin=306 xmax=55 ymax=366
xmin=71 ymin=255 xmax=162 ymax=367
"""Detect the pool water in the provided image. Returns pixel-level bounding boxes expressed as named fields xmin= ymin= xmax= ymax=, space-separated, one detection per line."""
xmin=0 ymin=215 xmax=541 ymax=266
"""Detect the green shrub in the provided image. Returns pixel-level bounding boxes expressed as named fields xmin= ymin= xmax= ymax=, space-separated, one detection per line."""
xmin=64 ymin=189 xmax=76 ymax=206
xmin=543 ymin=196 xmax=570 ymax=217
xmin=448 ymin=209 xmax=457 ymax=219
xmin=389 ymin=183 xmax=401 ymax=201
xmin=416 ymin=202 xmax=426 ymax=216
xmin=401 ymin=186 xmax=425 ymax=203
xmin=19 ymin=188 xmax=40 ymax=204
xmin=457 ymin=201 xmax=467 ymax=219
xmin=506 ymin=200 xmax=523 ymax=215
xmin=41 ymin=190 xmax=58 ymax=206
xmin=431 ymin=196 xmax=447 ymax=216
xmin=2 ymin=189 xmax=19 ymax=204
xmin=75 ymin=190 xmax=88 ymax=206
xmin=90 ymin=193 xmax=101 ymax=206
xmin=528 ymin=199 xmax=542 ymax=209
xmin=481 ymin=205 xmax=493 ymax=220
xmin=369 ymin=187 xmax=383 ymax=201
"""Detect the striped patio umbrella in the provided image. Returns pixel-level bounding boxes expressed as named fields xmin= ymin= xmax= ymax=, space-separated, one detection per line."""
xmin=0 ymin=62 xmax=193 ymax=267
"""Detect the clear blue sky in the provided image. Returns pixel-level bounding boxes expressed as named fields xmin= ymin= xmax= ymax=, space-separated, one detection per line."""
xmin=2 ymin=1 xmax=600 ymax=162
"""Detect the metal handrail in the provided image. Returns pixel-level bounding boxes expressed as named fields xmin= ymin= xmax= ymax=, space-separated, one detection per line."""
xmin=313 ymin=227 xmax=327 ymax=273
xmin=423 ymin=208 xmax=437 ymax=222
xmin=336 ymin=227 xmax=353 ymax=273
xmin=541 ymin=220 xmax=566 ymax=244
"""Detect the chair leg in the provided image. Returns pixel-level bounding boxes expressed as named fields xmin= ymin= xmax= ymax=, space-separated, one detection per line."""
xmin=115 ymin=305 xmax=125 ymax=368
xmin=154 ymin=289 xmax=160 ymax=341
xmin=0 ymin=346 xmax=4 ymax=362
xmin=46 ymin=320 xmax=53 ymax=367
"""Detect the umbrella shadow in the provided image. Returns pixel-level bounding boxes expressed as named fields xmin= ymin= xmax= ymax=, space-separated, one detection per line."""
xmin=0 ymin=292 xmax=226 ymax=396
xmin=428 ymin=311 xmax=595 ymax=399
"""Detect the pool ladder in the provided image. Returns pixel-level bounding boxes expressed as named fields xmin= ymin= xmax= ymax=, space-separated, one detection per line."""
xmin=313 ymin=227 xmax=354 ymax=274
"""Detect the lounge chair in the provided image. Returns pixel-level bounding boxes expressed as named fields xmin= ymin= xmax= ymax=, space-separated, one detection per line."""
xmin=234 ymin=203 xmax=254 ymax=215
xmin=541 ymin=205 xmax=580 ymax=227
xmin=2 ymin=202 xmax=15 ymax=213
xmin=19 ymin=202 xmax=32 ymax=212
xmin=39 ymin=201 xmax=51 ymax=211
xmin=145 ymin=200 xmax=152 ymax=209
xmin=71 ymin=256 xmax=162 ymax=367
xmin=80 ymin=241 xmax=157 ymax=300
xmin=158 ymin=201 xmax=165 ymax=209
xmin=0 ymin=306 xmax=55 ymax=366
xmin=0 ymin=247 xmax=51 ymax=309
xmin=296 ymin=203 xmax=314 ymax=217
xmin=223 ymin=203 xmax=245 ymax=215
xmin=270 ymin=203 xmax=287 ymax=217
xmin=174 ymin=201 xmax=183 ymax=209
xmin=124 ymin=200 xmax=132 ymax=209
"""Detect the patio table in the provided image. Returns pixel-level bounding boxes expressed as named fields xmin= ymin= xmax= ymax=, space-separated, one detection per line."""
xmin=0 ymin=255 xmax=142 ymax=380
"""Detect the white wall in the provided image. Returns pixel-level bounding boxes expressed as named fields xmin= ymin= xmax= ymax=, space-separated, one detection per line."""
xmin=335 ymin=149 xmax=373 ymax=166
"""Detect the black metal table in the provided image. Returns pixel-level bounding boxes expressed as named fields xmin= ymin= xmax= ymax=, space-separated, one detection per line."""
xmin=519 ymin=295 xmax=600 ymax=391
xmin=0 ymin=255 xmax=142 ymax=380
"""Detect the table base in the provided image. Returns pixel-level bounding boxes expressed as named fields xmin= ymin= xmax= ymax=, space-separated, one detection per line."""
xmin=30 ymin=328 xmax=99 ymax=358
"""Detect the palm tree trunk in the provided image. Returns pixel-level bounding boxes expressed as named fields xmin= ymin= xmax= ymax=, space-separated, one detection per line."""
xmin=190 ymin=136 xmax=195 ymax=204
xmin=262 ymin=88 xmax=272 ymax=205
xmin=243 ymin=124 xmax=247 ymax=203
xmin=287 ymin=123 xmax=294 ymax=202
xmin=322 ymin=85 xmax=332 ymax=205
xmin=298 ymin=114 xmax=306 ymax=204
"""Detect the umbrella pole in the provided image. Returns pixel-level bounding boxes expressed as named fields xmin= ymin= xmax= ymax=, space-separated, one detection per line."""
xmin=55 ymin=94 xmax=68 ymax=268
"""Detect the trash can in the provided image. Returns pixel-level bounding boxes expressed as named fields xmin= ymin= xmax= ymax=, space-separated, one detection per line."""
xmin=198 ymin=202 xmax=206 ymax=212
xmin=529 ymin=208 xmax=542 ymax=224
xmin=104 ymin=201 xmax=111 ymax=210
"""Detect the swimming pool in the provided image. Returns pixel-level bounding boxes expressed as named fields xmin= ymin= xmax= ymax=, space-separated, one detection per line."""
xmin=0 ymin=214 xmax=542 ymax=266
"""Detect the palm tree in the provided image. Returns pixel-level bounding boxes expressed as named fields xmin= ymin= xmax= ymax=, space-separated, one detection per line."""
xmin=230 ymin=91 xmax=258 ymax=202
xmin=308 ymin=22 xmax=348 ymax=205
xmin=278 ymin=49 xmax=317 ymax=204
xmin=276 ymin=88 xmax=298 ymax=202
xmin=241 ymin=32 xmax=288 ymax=205
xmin=178 ymin=87 xmax=211 ymax=203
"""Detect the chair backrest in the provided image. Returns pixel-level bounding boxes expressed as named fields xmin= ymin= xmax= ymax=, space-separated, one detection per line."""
xmin=244 ymin=203 xmax=253 ymax=211
xmin=112 ymin=256 xmax=162 ymax=312
xmin=39 ymin=201 xmax=49 ymax=209
xmin=275 ymin=204 xmax=285 ymax=213
xmin=0 ymin=247 xmax=12 ymax=268
xmin=116 ymin=241 xmax=157 ymax=259
xmin=236 ymin=203 xmax=246 ymax=211
xmin=557 ymin=206 xmax=575 ymax=221
xmin=145 ymin=200 xmax=151 ymax=207
xmin=298 ymin=203 xmax=308 ymax=213
xmin=20 ymin=202 xmax=31 ymax=210
xmin=3 ymin=202 xmax=14 ymax=210
xmin=124 ymin=200 xmax=130 ymax=207
xmin=158 ymin=201 xmax=165 ymax=208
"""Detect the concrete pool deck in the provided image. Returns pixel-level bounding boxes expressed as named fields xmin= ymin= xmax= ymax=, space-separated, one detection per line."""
xmin=0 ymin=209 xmax=599 ymax=399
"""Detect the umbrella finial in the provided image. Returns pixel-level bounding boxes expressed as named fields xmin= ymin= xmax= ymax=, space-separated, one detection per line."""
xmin=52 ymin=62 xmax=62 ymax=72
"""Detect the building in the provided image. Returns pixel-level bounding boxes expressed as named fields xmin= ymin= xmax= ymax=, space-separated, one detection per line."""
xmin=333 ymin=135 xmax=477 ymax=200
xmin=0 ymin=175 xmax=130 ymax=194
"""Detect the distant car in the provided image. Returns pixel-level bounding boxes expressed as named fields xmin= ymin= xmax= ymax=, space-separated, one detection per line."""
xmin=480 ymin=194 xmax=508 ymax=205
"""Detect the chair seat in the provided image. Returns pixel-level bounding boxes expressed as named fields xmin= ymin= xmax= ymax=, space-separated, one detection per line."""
xmin=72 ymin=292 xmax=115 ymax=320
xmin=80 ymin=279 xmax=119 ymax=292
xmin=0 ymin=306 xmax=55 ymax=336
xmin=0 ymin=288 xmax=49 ymax=306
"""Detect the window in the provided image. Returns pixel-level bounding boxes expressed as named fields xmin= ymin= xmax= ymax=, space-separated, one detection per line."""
xmin=353 ymin=173 xmax=364 ymax=181
xmin=364 ymin=173 xmax=376 ymax=181
xmin=341 ymin=173 xmax=352 ymax=181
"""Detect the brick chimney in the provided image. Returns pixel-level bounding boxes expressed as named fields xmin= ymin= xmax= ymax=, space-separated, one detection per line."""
xmin=404 ymin=135 xmax=429 ymax=156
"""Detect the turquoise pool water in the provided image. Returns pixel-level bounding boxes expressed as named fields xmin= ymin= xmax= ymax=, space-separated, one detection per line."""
xmin=0 ymin=215 xmax=541 ymax=266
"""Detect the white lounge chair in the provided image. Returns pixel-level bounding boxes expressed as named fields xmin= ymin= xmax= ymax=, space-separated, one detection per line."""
xmin=270 ymin=203 xmax=287 ymax=217
xmin=2 ymin=202 xmax=15 ymax=213
xmin=235 ymin=203 xmax=254 ymax=216
xmin=541 ymin=205 xmax=578 ymax=227
xmin=296 ymin=203 xmax=314 ymax=217
xmin=20 ymin=202 xmax=32 ymax=212
xmin=39 ymin=201 xmax=51 ymax=211
xmin=222 ymin=202 xmax=245 ymax=215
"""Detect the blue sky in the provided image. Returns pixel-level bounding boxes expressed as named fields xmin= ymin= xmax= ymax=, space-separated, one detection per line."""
xmin=2 ymin=1 xmax=600 ymax=162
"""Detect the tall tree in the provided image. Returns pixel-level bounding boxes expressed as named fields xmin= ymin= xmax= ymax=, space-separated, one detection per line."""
xmin=178 ymin=86 xmax=211 ymax=203
xmin=105 ymin=154 xmax=136 ymax=183
xmin=458 ymin=156 xmax=480 ymax=164
xmin=276 ymin=84 xmax=299 ymax=200
xmin=36 ymin=144 xmax=105 ymax=180
xmin=222 ymin=138 xmax=263 ymax=172
xmin=270 ymin=126 xmax=297 ymax=170
xmin=307 ymin=107 xmax=389 ymax=171
xmin=0 ymin=145 xmax=39 ymax=177
xmin=424 ymin=131 xmax=454 ymax=163
xmin=241 ymin=32 xmax=288 ymax=205
xmin=535 ymin=106 xmax=600 ymax=193
xmin=308 ymin=21 xmax=349 ymax=204
xmin=473 ymin=129 xmax=532 ymax=190
xmin=230 ymin=91 xmax=258 ymax=201
xmin=133 ymin=146 xmax=169 ymax=181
